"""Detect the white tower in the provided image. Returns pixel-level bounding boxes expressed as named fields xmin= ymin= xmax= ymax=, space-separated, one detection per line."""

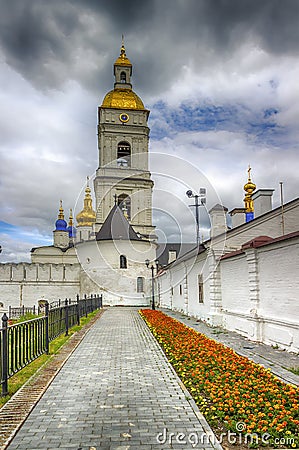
xmin=94 ymin=41 xmax=155 ymax=239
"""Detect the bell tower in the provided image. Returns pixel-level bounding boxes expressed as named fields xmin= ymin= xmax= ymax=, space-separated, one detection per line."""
xmin=94 ymin=41 xmax=155 ymax=239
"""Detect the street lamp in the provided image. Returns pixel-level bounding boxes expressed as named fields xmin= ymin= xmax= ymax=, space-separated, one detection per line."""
xmin=145 ymin=259 xmax=159 ymax=310
xmin=186 ymin=188 xmax=206 ymax=245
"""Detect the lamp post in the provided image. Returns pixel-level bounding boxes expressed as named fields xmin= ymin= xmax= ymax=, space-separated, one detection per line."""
xmin=186 ymin=188 xmax=206 ymax=245
xmin=145 ymin=259 xmax=159 ymax=310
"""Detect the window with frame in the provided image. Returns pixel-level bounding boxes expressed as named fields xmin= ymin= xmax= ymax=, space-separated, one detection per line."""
xmin=120 ymin=255 xmax=127 ymax=269
xmin=137 ymin=277 xmax=144 ymax=293
xmin=120 ymin=71 xmax=126 ymax=83
xmin=117 ymin=141 xmax=131 ymax=167
xmin=198 ymin=274 xmax=204 ymax=303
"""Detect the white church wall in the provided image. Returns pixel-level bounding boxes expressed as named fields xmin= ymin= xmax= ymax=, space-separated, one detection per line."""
xmin=38 ymin=264 xmax=51 ymax=281
xmin=31 ymin=246 xmax=78 ymax=264
xmin=75 ymin=239 xmax=155 ymax=306
xmin=220 ymin=254 xmax=255 ymax=339
xmin=0 ymin=264 xmax=11 ymax=281
xmin=220 ymin=236 xmax=299 ymax=351
xmin=185 ymin=256 xmax=210 ymax=321
xmin=158 ymin=271 xmax=172 ymax=309
xmin=221 ymin=255 xmax=251 ymax=315
xmin=158 ymin=230 xmax=299 ymax=352
xmin=11 ymin=264 xmax=25 ymax=282
xmin=157 ymin=252 xmax=213 ymax=322
xmin=257 ymin=238 xmax=299 ymax=352
xmin=0 ymin=263 xmax=81 ymax=313
xmin=169 ymin=265 xmax=185 ymax=313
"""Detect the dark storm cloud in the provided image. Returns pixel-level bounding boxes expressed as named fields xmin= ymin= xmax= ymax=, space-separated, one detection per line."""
xmin=1 ymin=0 xmax=299 ymax=95
xmin=1 ymin=0 xmax=299 ymax=262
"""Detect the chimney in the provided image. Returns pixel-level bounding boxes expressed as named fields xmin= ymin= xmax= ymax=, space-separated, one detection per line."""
xmin=251 ymin=189 xmax=274 ymax=218
xmin=209 ymin=204 xmax=228 ymax=238
xmin=168 ymin=250 xmax=177 ymax=264
xmin=229 ymin=208 xmax=246 ymax=228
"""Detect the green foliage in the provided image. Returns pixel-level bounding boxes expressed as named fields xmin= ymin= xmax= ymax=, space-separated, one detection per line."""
xmin=15 ymin=312 xmax=42 ymax=323
xmin=288 ymin=367 xmax=299 ymax=376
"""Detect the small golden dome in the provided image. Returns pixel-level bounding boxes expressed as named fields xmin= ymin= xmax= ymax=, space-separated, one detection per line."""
xmin=101 ymin=88 xmax=145 ymax=110
xmin=244 ymin=181 xmax=256 ymax=193
xmin=243 ymin=165 xmax=256 ymax=213
xmin=76 ymin=179 xmax=96 ymax=227
xmin=244 ymin=166 xmax=256 ymax=194
xmin=114 ymin=40 xmax=132 ymax=67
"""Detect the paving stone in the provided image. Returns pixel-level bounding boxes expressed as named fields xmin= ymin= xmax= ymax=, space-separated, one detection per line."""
xmin=6 ymin=307 xmax=221 ymax=450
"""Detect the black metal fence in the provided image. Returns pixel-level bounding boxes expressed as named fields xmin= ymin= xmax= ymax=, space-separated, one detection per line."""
xmin=0 ymin=294 xmax=102 ymax=396
xmin=8 ymin=305 xmax=39 ymax=319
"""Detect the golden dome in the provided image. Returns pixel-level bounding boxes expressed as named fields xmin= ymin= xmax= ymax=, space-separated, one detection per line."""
xmin=76 ymin=179 xmax=96 ymax=227
xmin=243 ymin=165 xmax=256 ymax=213
xmin=244 ymin=165 xmax=256 ymax=194
xmin=101 ymin=88 xmax=145 ymax=110
xmin=114 ymin=43 xmax=132 ymax=67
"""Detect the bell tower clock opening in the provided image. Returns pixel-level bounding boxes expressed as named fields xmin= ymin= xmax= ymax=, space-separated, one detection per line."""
xmin=94 ymin=40 xmax=155 ymax=240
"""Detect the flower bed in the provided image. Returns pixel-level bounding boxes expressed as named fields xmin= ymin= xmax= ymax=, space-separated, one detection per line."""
xmin=140 ymin=309 xmax=299 ymax=447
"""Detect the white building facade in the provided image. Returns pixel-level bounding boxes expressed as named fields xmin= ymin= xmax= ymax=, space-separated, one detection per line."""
xmin=157 ymin=198 xmax=299 ymax=352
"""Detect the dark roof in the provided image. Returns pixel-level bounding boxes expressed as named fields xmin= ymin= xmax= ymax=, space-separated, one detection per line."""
xmin=156 ymin=243 xmax=197 ymax=266
xmin=30 ymin=243 xmax=74 ymax=253
xmin=221 ymin=231 xmax=299 ymax=260
xmin=96 ymin=205 xmax=142 ymax=241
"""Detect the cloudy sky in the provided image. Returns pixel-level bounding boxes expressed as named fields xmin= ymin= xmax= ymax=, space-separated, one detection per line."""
xmin=1 ymin=0 xmax=299 ymax=262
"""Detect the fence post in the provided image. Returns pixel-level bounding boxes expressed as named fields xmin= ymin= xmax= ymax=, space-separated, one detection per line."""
xmin=76 ymin=294 xmax=80 ymax=325
xmin=84 ymin=294 xmax=87 ymax=318
xmin=45 ymin=302 xmax=49 ymax=355
xmin=65 ymin=299 xmax=69 ymax=336
xmin=1 ymin=313 xmax=9 ymax=396
xmin=100 ymin=294 xmax=103 ymax=308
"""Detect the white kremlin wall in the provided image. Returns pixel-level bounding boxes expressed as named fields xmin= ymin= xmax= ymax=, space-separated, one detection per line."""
xmin=158 ymin=198 xmax=299 ymax=353
xmin=220 ymin=234 xmax=299 ymax=352
xmin=0 ymin=263 xmax=80 ymax=314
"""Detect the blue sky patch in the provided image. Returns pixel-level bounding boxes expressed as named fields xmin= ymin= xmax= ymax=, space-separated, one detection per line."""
xmin=149 ymin=101 xmax=286 ymax=147
xmin=0 ymin=221 xmax=51 ymax=246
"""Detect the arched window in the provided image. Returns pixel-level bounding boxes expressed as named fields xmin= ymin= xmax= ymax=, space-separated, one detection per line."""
xmin=120 ymin=255 xmax=127 ymax=269
xmin=118 ymin=194 xmax=131 ymax=220
xmin=120 ymin=71 xmax=126 ymax=83
xmin=137 ymin=277 xmax=144 ymax=293
xmin=117 ymin=141 xmax=131 ymax=167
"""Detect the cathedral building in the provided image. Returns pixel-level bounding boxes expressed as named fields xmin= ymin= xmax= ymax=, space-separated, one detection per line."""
xmin=0 ymin=42 xmax=156 ymax=308
xmin=0 ymin=43 xmax=298 ymax=352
